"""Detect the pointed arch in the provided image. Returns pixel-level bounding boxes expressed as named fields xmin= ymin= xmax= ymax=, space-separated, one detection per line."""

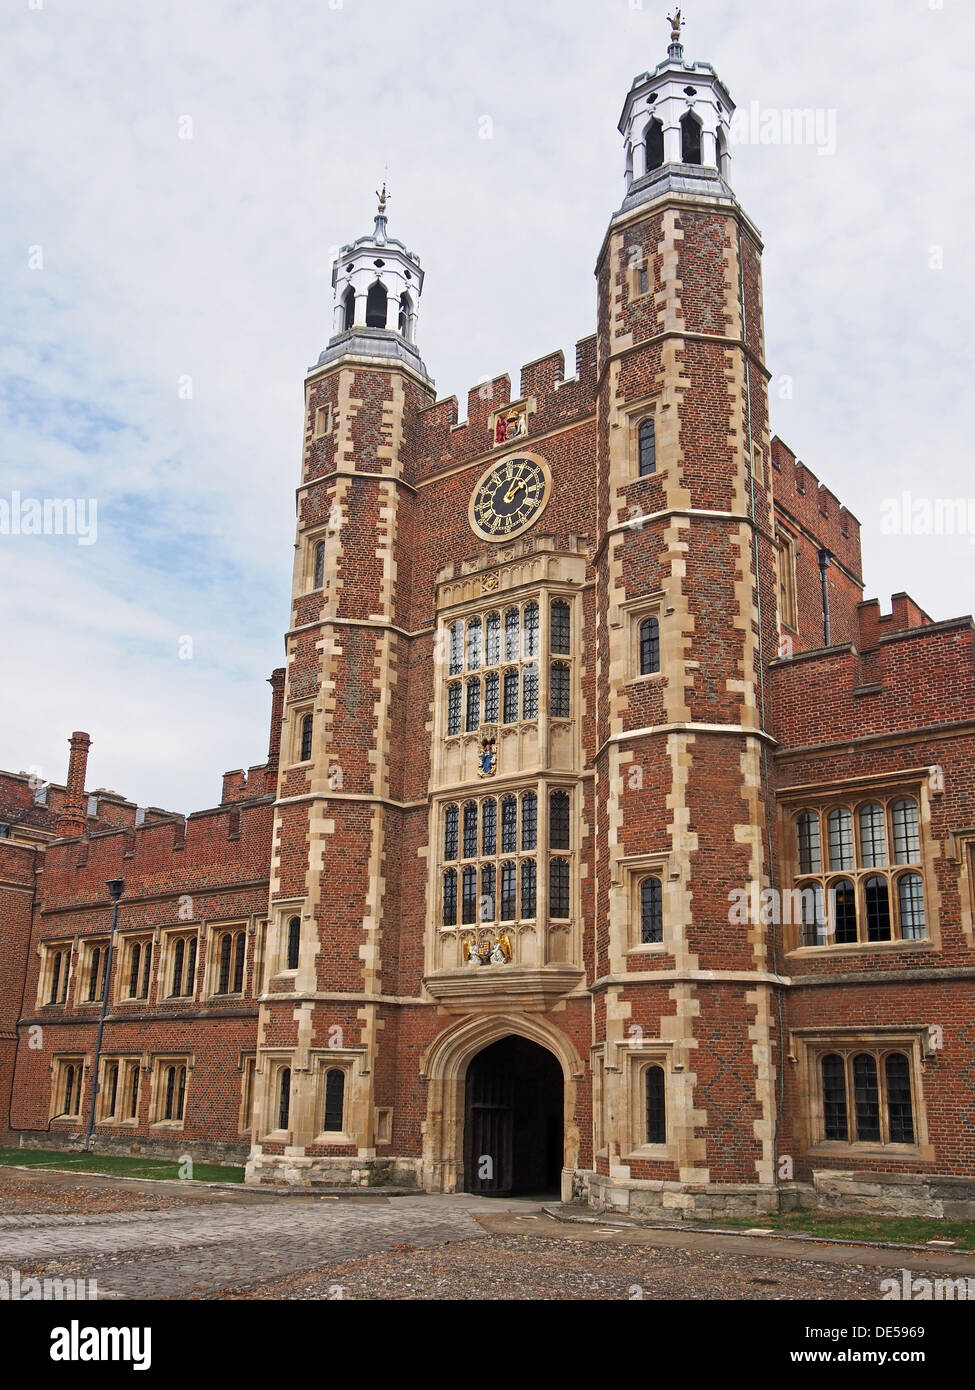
xmin=715 ymin=126 xmax=728 ymax=177
xmin=398 ymin=291 xmax=414 ymax=340
xmin=365 ymin=280 xmax=388 ymax=328
xmin=342 ymin=284 xmax=356 ymax=331
xmin=680 ymin=110 xmax=702 ymax=165
xmin=419 ymin=1010 xmax=584 ymax=1196
xmin=645 ymin=117 xmax=664 ymax=172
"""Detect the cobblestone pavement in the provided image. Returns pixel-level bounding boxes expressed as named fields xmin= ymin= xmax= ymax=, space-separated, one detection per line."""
xmin=2 ymin=1171 xmax=973 ymax=1301
xmin=214 ymin=1232 xmax=935 ymax=1301
xmin=0 ymin=1180 xmax=541 ymax=1298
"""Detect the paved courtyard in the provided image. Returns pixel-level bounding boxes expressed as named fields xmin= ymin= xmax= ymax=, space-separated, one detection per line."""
xmin=2 ymin=1168 xmax=973 ymax=1300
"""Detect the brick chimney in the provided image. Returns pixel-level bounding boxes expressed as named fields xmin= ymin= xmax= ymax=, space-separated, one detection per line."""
xmin=56 ymin=731 xmax=91 ymax=838
xmin=266 ymin=668 xmax=286 ymax=773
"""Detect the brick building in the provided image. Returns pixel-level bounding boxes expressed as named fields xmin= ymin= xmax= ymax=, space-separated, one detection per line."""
xmin=3 ymin=28 xmax=974 ymax=1219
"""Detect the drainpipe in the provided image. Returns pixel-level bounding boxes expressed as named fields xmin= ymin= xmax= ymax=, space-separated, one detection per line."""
xmin=818 ymin=548 xmax=832 ymax=647
xmin=84 ymin=878 xmax=125 ymax=1151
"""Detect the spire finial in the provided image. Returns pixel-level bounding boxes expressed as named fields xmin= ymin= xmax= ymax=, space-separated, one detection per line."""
xmin=666 ymin=7 xmax=685 ymax=60
xmin=373 ymin=178 xmax=389 ymax=246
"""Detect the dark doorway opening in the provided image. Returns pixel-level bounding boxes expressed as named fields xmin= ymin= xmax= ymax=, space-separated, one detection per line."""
xmin=464 ymin=1036 xmax=563 ymax=1197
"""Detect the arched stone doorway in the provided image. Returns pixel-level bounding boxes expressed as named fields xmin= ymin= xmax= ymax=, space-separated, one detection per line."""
xmin=419 ymin=1011 xmax=584 ymax=1199
xmin=464 ymin=1036 xmax=563 ymax=1196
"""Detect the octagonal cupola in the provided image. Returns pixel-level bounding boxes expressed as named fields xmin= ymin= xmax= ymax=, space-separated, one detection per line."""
xmin=618 ymin=12 xmax=735 ymax=213
xmin=317 ymin=186 xmax=431 ymax=382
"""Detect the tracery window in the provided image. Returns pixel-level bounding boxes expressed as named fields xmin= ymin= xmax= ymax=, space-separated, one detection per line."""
xmin=791 ymin=795 xmax=926 ymax=948
xmin=815 ymin=1047 xmax=917 ymax=1148
xmin=441 ymin=595 xmax=574 ymax=736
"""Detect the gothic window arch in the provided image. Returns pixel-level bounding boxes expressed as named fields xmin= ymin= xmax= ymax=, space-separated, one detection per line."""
xmin=680 ymin=111 xmax=702 ymax=164
xmin=645 ymin=117 xmax=664 ymax=171
xmin=398 ymin=291 xmax=414 ymax=339
xmin=715 ymin=127 xmax=728 ymax=176
xmin=365 ymin=280 xmax=387 ymax=328
xmin=342 ymin=285 xmax=356 ymax=331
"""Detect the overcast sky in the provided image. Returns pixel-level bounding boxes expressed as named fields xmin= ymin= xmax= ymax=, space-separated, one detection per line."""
xmin=2 ymin=0 xmax=973 ymax=813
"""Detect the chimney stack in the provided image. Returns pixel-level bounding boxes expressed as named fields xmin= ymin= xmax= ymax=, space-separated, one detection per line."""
xmin=266 ymin=668 xmax=286 ymax=775
xmin=56 ymin=731 xmax=91 ymax=838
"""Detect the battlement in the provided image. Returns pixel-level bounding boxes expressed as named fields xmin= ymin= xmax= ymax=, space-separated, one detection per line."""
xmin=415 ymin=336 xmax=597 ymax=479
xmin=771 ymin=436 xmax=862 ymax=578
xmin=857 ymin=594 xmax=932 ymax=650
xmin=221 ymin=763 xmax=276 ymax=803
xmin=38 ymin=797 xmax=274 ymax=913
xmin=770 ymin=605 xmax=975 ymax=750
xmin=0 ymin=770 xmax=162 ymax=842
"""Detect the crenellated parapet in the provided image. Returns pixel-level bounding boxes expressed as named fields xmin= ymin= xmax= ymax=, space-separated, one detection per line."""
xmin=771 ymin=436 xmax=861 ymax=577
xmin=770 ymin=600 xmax=975 ymax=749
xmin=37 ymin=798 xmax=273 ymax=914
xmin=415 ymin=337 xmax=597 ymax=479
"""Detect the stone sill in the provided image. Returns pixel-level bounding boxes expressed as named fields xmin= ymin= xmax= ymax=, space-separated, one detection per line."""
xmin=423 ymin=963 xmax=585 ymax=1013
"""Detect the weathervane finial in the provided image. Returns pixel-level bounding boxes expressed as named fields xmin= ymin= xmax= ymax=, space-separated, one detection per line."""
xmin=667 ymin=8 xmax=684 ymax=45
xmin=376 ymin=181 xmax=389 ymax=216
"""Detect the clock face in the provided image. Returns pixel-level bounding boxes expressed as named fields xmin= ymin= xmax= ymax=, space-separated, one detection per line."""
xmin=469 ymin=455 xmax=551 ymax=540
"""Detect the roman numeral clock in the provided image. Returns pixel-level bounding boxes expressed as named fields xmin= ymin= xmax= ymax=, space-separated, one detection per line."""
xmin=468 ymin=453 xmax=553 ymax=540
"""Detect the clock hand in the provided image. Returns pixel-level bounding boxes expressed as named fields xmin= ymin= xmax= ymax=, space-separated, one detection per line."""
xmin=502 ymin=466 xmax=528 ymax=504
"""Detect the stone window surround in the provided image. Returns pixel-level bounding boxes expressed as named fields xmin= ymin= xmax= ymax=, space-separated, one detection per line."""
xmin=615 ymin=392 xmax=664 ymax=481
xmin=149 ymin=1053 xmax=193 ymax=1130
xmin=286 ymin=701 xmax=315 ymax=767
xmin=950 ymin=827 xmax=975 ymax=948
xmin=260 ymin=1051 xmax=294 ymax=1143
xmin=49 ymin=1054 xmax=87 ymax=1121
xmin=95 ymin=1054 xmax=143 ymax=1126
xmin=311 ymin=1052 xmax=357 ymax=1146
xmin=115 ymin=932 xmax=155 ymax=1004
xmin=775 ymin=525 xmax=798 ymax=633
xmin=256 ymin=1049 xmax=363 ymax=1147
xmin=157 ymin=925 xmax=200 ymax=1003
xmin=611 ymin=590 xmax=668 ymax=684
xmin=791 ymin=1026 xmax=932 ymax=1163
xmin=622 ymin=1042 xmax=678 ymax=1162
xmin=616 ymin=853 xmax=672 ymax=956
xmin=205 ymin=920 xmax=249 ymax=999
xmin=434 ymin=782 xmax=577 ymax=966
xmin=779 ymin=773 xmax=937 ymax=955
xmin=77 ymin=935 xmax=109 ymax=1006
xmin=266 ymin=904 xmax=305 ymax=982
xmin=37 ymin=939 xmax=73 ymax=1008
xmin=238 ymin=1052 xmax=257 ymax=1135
xmin=440 ymin=589 xmax=576 ymax=737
